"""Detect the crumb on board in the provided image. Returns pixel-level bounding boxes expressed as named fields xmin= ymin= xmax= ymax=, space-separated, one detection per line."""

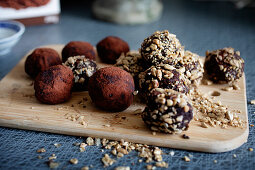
xmin=48 ymin=154 xmax=57 ymax=160
xmin=54 ymin=143 xmax=61 ymax=148
xmin=102 ymin=154 xmax=116 ymax=167
xmin=81 ymin=166 xmax=90 ymax=170
xmin=183 ymin=156 xmax=190 ymax=162
xmin=115 ymin=166 xmax=130 ymax=170
xmin=182 ymin=134 xmax=190 ymax=139
xmin=37 ymin=148 xmax=46 ymax=153
xmin=250 ymin=100 xmax=255 ymax=105
xmin=190 ymin=87 xmax=244 ymax=129
xmin=47 ymin=160 xmax=59 ymax=169
xmin=70 ymin=158 xmax=78 ymax=164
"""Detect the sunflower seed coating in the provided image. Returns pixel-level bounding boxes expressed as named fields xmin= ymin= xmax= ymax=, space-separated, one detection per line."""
xmin=204 ymin=47 xmax=244 ymax=83
xmin=142 ymin=88 xmax=193 ymax=134
xmin=140 ymin=30 xmax=184 ymax=66
xmin=64 ymin=56 xmax=97 ymax=91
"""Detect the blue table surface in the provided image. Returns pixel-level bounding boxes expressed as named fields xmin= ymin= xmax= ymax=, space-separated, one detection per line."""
xmin=0 ymin=0 xmax=255 ymax=169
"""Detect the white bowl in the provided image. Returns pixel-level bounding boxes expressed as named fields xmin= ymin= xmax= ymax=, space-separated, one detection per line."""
xmin=0 ymin=21 xmax=25 ymax=56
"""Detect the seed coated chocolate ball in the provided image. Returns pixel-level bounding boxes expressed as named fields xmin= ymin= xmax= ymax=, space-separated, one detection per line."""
xmin=62 ymin=41 xmax=96 ymax=62
xmin=25 ymin=48 xmax=62 ymax=78
xmin=115 ymin=51 xmax=148 ymax=89
xmin=204 ymin=47 xmax=244 ymax=83
xmin=138 ymin=64 xmax=190 ymax=99
xmin=64 ymin=56 xmax=97 ymax=91
xmin=96 ymin=36 xmax=130 ymax=64
xmin=140 ymin=30 xmax=184 ymax=66
xmin=88 ymin=67 xmax=135 ymax=112
xmin=34 ymin=65 xmax=74 ymax=104
xmin=177 ymin=51 xmax=204 ymax=85
xmin=142 ymin=88 xmax=193 ymax=134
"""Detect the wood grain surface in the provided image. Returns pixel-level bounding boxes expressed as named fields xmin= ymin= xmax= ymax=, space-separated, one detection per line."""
xmin=0 ymin=45 xmax=248 ymax=153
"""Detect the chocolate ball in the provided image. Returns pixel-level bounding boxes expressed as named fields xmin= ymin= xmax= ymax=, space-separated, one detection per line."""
xmin=115 ymin=51 xmax=148 ymax=89
xmin=177 ymin=51 xmax=204 ymax=85
xmin=88 ymin=67 xmax=135 ymax=112
xmin=138 ymin=64 xmax=190 ymax=99
xmin=64 ymin=56 xmax=97 ymax=91
xmin=25 ymin=48 xmax=61 ymax=78
xmin=140 ymin=30 xmax=184 ymax=66
xmin=96 ymin=36 xmax=130 ymax=64
xmin=62 ymin=41 xmax=96 ymax=62
xmin=34 ymin=65 xmax=74 ymax=104
xmin=204 ymin=47 xmax=244 ymax=83
xmin=142 ymin=88 xmax=193 ymax=134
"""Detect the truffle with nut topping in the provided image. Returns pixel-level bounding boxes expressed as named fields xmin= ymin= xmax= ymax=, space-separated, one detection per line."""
xmin=34 ymin=65 xmax=74 ymax=104
xmin=63 ymin=56 xmax=97 ymax=91
xmin=138 ymin=64 xmax=190 ymax=99
xmin=115 ymin=51 xmax=147 ymax=88
xmin=62 ymin=41 xmax=96 ymax=62
xmin=88 ymin=67 xmax=135 ymax=112
xmin=140 ymin=30 xmax=184 ymax=66
xmin=177 ymin=51 xmax=204 ymax=85
xmin=204 ymin=47 xmax=244 ymax=83
xmin=142 ymin=88 xmax=193 ymax=134
xmin=25 ymin=48 xmax=62 ymax=78
xmin=97 ymin=36 xmax=130 ymax=64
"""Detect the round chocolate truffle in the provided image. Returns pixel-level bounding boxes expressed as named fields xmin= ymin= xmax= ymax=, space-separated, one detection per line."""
xmin=140 ymin=30 xmax=184 ymax=66
xmin=177 ymin=51 xmax=204 ymax=85
xmin=138 ymin=64 xmax=190 ymax=99
xmin=204 ymin=47 xmax=244 ymax=83
xmin=96 ymin=36 xmax=130 ymax=64
xmin=115 ymin=51 xmax=147 ymax=89
xmin=88 ymin=67 xmax=135 ymax=112
xmin=25 ymin=48 xmax=61 ymax=78
xmin=64 ymin=56 xmax=97 ymax=91
xmin=142 ymin=88 xmax=193 ymax=134
xmin=34 ymin=65 xmax=74 ymax=104
xmin=62 ymin=41 xmax=96 ymax=62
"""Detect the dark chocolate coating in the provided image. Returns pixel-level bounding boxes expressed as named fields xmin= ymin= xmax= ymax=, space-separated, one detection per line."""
xmin=88 ymin=67 xmax=135 ymax=112
xmin=138 ymin=65 xmax=189 ymax=101
xmin=34 ymin=65 xmax=74 ymax=104
xmin=204 ymin=47 xmax=244 ymax=83
xmin=62 ymin=41 xmax=96 ymax=62
xmin=96 ymin=36 xmax=130 ymax=64
xmin=64 ymin=56 xmax=97 ymax=91
xmin=142 ymin=88 xmax=193 ymax=134
xmin=25 ymin=48 xmax=61 ymax=78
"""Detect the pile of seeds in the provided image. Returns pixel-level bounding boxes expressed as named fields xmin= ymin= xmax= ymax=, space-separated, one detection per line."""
xmin=189 ymin=87 xmax=244 ymax=128
xmin=100 ymin=138 xmax=168 ymax=168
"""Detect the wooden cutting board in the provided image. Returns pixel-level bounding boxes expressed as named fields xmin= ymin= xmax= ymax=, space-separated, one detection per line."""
xmin=0 ymin=45 xmax=248 ymax=153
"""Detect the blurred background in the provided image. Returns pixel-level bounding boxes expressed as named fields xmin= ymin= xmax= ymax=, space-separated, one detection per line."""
xmin=0 ymin=0 xmax=254 ymax=78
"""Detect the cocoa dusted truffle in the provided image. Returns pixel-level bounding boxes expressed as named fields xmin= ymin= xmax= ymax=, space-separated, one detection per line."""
xmin=62 ymin=41 xmax=96 ymax=62
xmin=96 ymin=36 xmax=130 ymax=64
xmin=64 ymin=56 xmax=97 ymax=91
xmin=34 ymin=65 xmax=74 ymax=104
xmin=204 ymin=47 xmax=244 ymax=83
xmin=142 ymin=88 xmax=193 ymax=134
xmin=138 ymin=64 xmax=190 ymax=99
xmin=88 ymin=67 xmax=135 ymax=112
xmin=115 ymin=51 xmax=147 ymax=89
xmin=25 ymin=48 xmax=61 ymax=78
xmin=140 ymin=30 xmax=184 ymax=66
